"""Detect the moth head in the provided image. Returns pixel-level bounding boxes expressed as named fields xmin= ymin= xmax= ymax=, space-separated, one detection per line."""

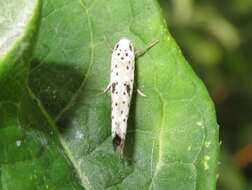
xmin=114 ymin=38 xmax=134 ymax=52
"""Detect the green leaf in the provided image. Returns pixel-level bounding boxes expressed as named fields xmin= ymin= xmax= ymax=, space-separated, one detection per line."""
xmin=0 ymin=0 xmax=84 ymax=189
xmin=16 ymin=0 xmax=218 ymax=189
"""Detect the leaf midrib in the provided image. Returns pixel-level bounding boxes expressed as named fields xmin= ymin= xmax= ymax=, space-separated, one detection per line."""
xmin=55 ymin=0 xmax=95 ymax=121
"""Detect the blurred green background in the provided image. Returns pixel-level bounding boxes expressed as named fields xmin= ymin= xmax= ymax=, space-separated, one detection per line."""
xmin=158 ymin=0 xmax=252 ymax=189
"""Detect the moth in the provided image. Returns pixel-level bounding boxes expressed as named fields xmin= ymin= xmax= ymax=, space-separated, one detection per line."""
xmin=104 ymin=38 xmax=158 ymax=154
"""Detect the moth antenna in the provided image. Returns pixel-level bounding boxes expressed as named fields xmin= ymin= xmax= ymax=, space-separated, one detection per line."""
xmin=135 ymin=39 xmax=159 ymax=57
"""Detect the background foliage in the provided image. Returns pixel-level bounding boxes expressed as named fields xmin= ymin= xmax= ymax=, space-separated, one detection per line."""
xmin=159 ymin=0 xmax=252 ymax=189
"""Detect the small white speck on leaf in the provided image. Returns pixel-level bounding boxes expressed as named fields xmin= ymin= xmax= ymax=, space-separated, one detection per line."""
xmin=16 ymin=140 xmax=22 ymax=147
xmin=205 ymin=141 xmax=211 ymax=147
xmin=205 ymin=155 xmax=210 ymax=160
xmin=76 ymin=130 xmax=84 ymax=140
xmin=187 ymin=146 xmax=191 ymax=151
xmin=204 ymin=155 xmax=210 ymax=170
xmin=197 ymin=121 xmax=203 ymax=126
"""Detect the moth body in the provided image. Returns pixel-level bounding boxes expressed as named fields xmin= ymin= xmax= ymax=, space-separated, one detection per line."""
xmin=105 ymin=38 xmax=159 ymax=154
xmin=109 ymin=38 xmax=135 ymax=153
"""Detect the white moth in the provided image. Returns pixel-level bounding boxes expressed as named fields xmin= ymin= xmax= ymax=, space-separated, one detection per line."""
xmin=104 ymin=38 xmax=158 ymax=154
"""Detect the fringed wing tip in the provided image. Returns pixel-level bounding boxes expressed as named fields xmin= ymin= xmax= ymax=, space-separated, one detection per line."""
xmin=112 ymin=134 xmax=125 ymax=154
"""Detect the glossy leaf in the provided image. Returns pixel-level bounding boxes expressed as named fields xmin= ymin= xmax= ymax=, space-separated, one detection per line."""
xmin=0 ymin=0 xmax=84 ymax=189
xmin=1 ymin=0 xmax=219 ymax=189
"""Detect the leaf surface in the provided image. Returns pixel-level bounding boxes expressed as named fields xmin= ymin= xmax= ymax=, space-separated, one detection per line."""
xmin=29 ymin=0 xmax=219 ymax=189
xmin=0 ymin=0 xmax=84 ymax=189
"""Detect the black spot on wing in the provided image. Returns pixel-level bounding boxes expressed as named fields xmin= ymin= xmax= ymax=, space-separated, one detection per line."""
xmin=111 ymin=82 xmax=116 ymax=93
xmin=126 ymin=84 xmax=131 ymax=95
xmin=115 ymin=44 xmax=119 ymax=50
xmin=129 ymin=44 xmax=133 ymax=51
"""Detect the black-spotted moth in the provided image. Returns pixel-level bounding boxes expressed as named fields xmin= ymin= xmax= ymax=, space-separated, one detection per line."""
xmin=104 ymin=38 xmax=158 ymax=154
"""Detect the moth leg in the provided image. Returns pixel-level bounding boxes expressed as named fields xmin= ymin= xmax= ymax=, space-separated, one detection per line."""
xmin=103 ymin=83 xmax=111 ymax=94
xmin=133 ymin=83 xmax=146 ymax=97
xmin=137 ymin=89 xmax=146 ymax=97
xmin=135 ymin=39 xmax=159 ymax=58
xmin=95 ymin=83 xmax=111 ymax=97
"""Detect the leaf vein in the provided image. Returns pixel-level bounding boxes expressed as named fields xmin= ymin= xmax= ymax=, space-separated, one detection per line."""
xmin=55 ymin=0 xmax=95 ymax=122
